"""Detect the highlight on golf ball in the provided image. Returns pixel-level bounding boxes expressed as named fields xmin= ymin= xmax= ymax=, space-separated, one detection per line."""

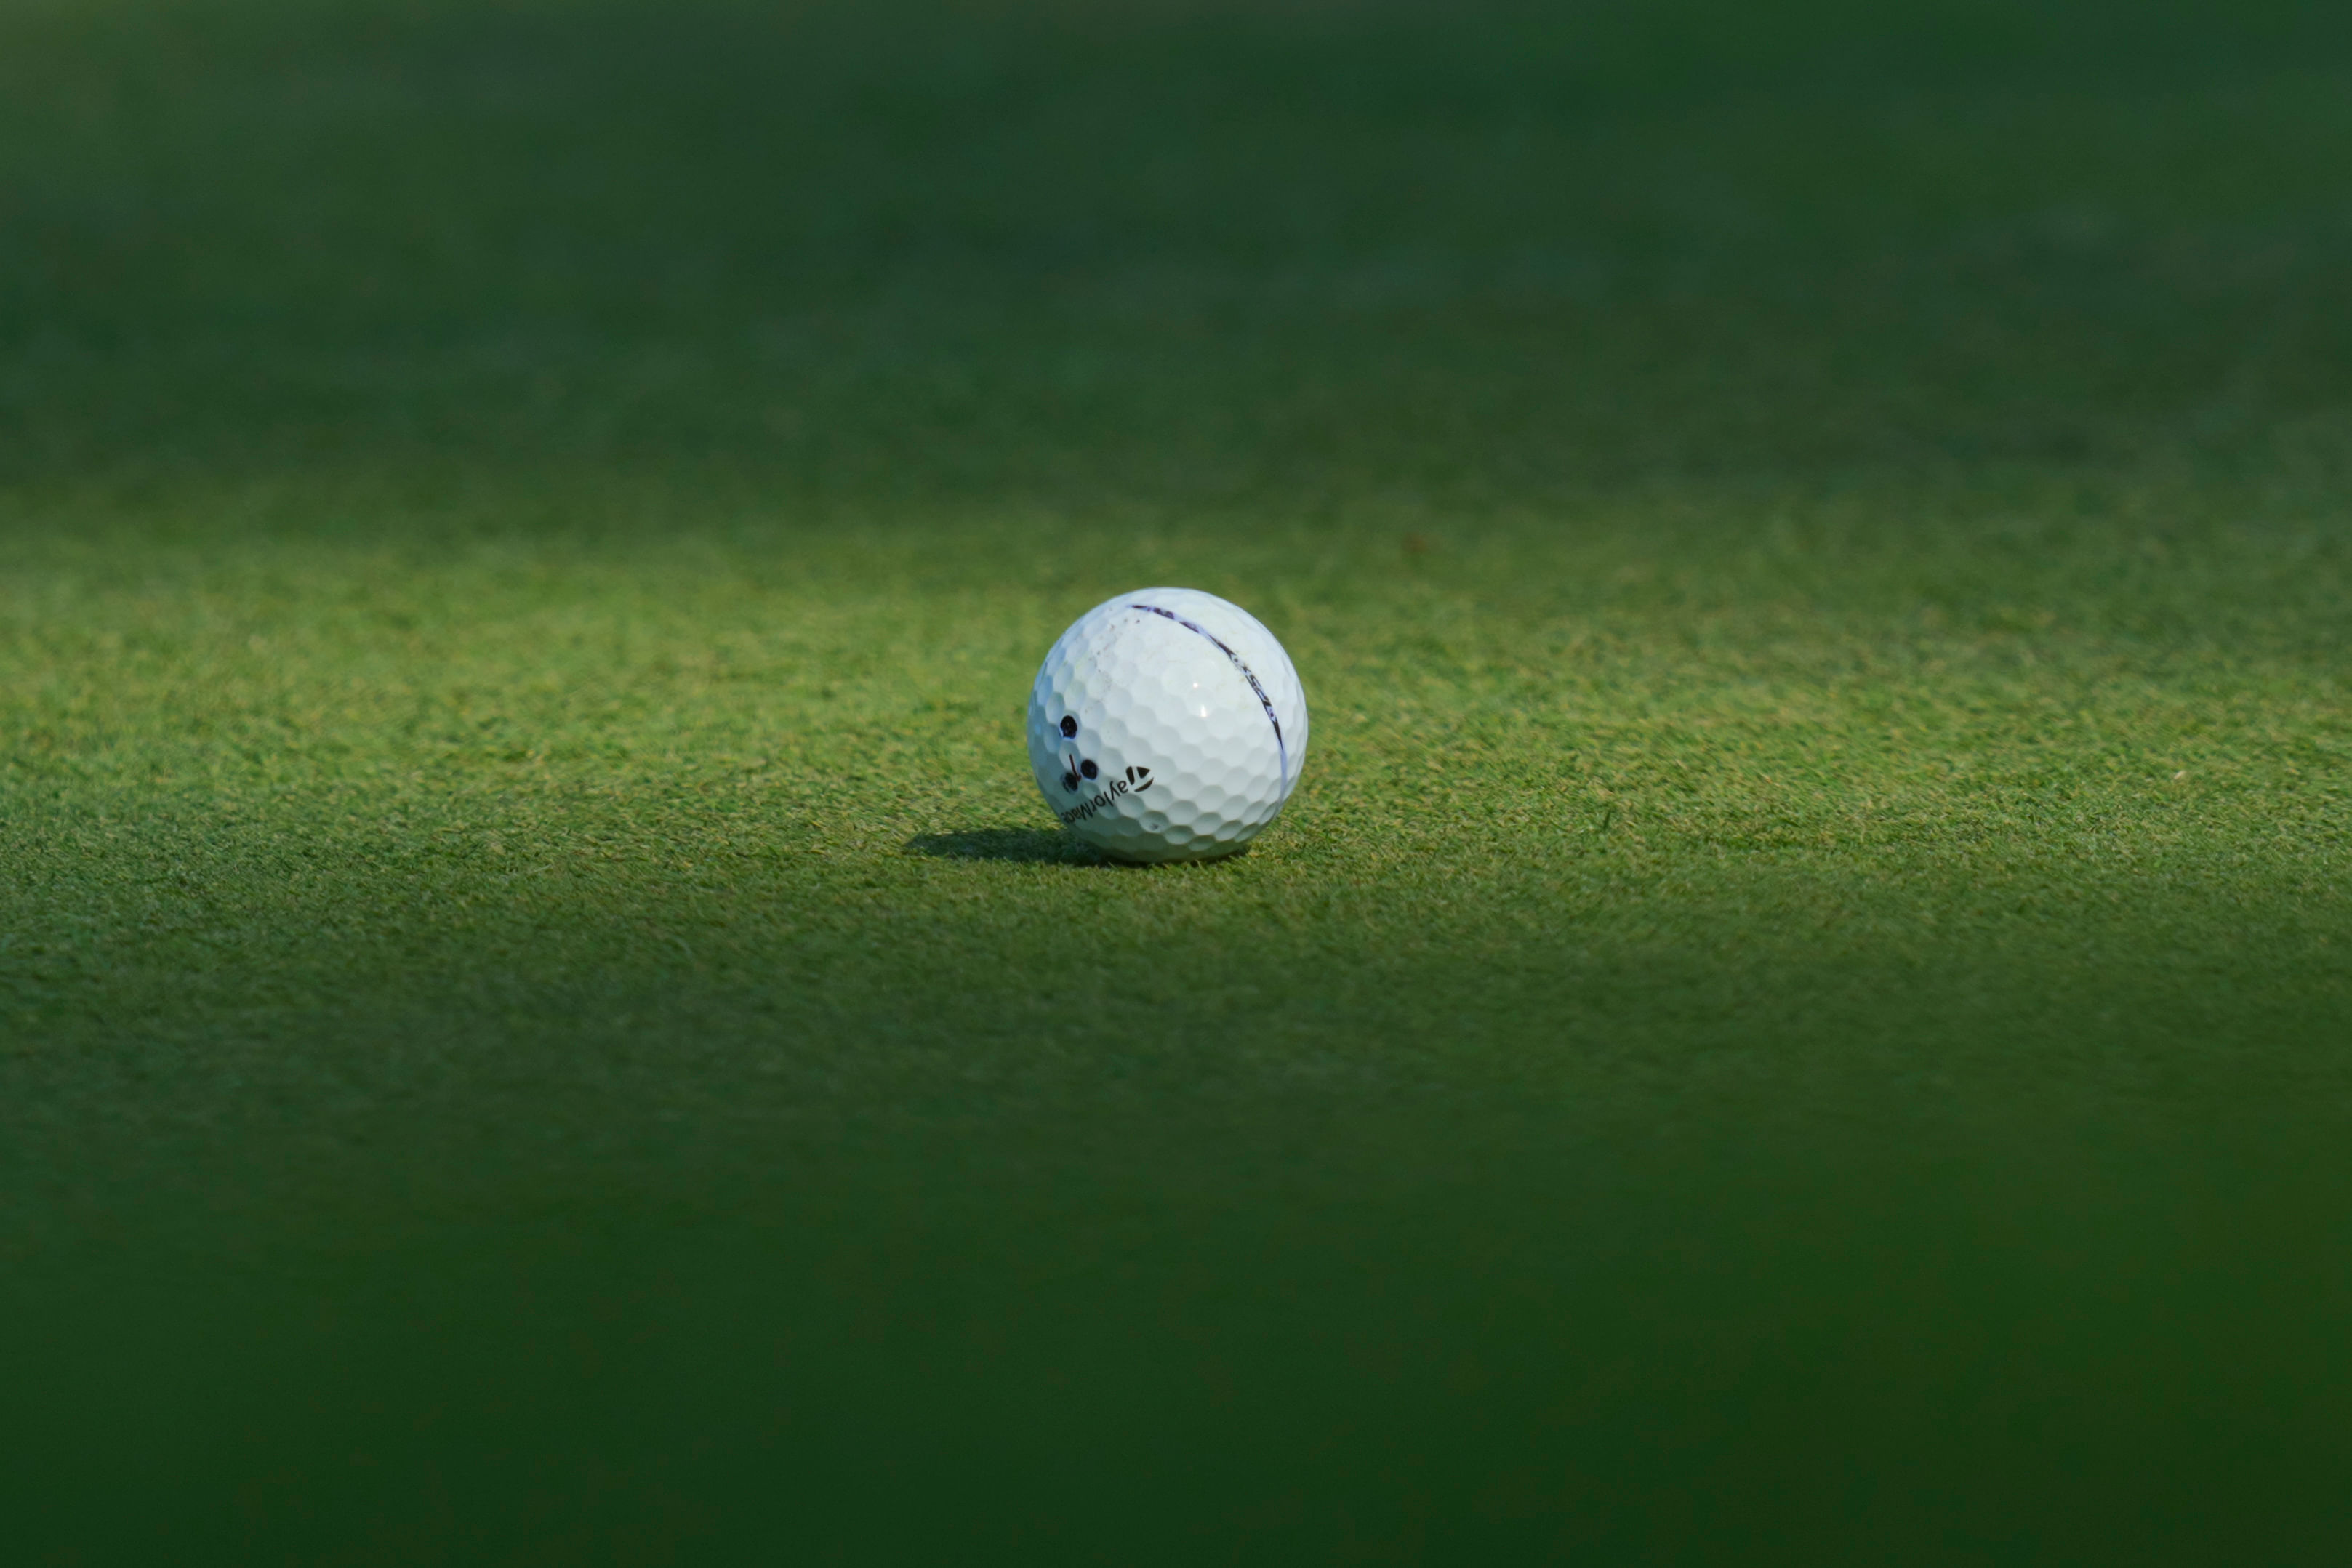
xmin=1027 ymin=587 xmax=1309 ymax=863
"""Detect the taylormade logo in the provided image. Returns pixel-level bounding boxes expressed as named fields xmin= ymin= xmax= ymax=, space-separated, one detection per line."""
xmin=1052 ymin=713 xmax=1155 ymax=821
xmin=1057 ymin=759 xmax=1154 ymax=824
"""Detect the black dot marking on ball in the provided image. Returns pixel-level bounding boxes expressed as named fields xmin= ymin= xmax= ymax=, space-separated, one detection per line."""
xmin=1079 ymin=759 xmax=1099 ymax=779
xmin=1059 ymin=715 xmax=1078 ymax=738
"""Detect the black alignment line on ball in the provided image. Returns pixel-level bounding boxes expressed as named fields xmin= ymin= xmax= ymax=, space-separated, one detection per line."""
xmin=1129 ymin=604 xmax=1288 ymax=785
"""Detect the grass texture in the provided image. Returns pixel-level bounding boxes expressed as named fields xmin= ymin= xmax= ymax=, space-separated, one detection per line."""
xmin=5 ymin=1 xmax=2352 ymax=1560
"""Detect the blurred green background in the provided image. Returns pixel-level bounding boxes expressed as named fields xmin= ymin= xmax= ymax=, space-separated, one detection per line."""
xmin=4 ymin=0 xmax=2351 ymax=1560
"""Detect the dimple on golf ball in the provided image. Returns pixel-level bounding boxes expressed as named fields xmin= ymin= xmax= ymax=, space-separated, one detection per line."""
xmin=1027 ymin=587 xmax=1309 ymax=863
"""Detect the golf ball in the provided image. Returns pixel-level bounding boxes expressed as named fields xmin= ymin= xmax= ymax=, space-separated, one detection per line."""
xmin=1027 ymin=587 xmax=1309 ymax=863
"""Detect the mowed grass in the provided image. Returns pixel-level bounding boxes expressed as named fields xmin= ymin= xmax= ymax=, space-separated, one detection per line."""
xmin=5 ymin=1 xmax=2352 ymax=1560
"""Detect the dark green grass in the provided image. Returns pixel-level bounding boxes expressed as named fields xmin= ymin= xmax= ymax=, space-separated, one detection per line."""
xmin=6 ymin=1 xmax=2352 ymax=1560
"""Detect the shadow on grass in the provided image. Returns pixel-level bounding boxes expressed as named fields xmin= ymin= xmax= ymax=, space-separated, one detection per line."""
xmin=904 ymin=827 xmax=1112 ymax=865
xmin=904 ymin=828 xmax=1255 ymax=867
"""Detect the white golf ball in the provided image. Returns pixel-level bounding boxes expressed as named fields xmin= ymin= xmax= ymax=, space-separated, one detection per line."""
xmin=1027 ymin=587 xmax=1310 ymax=863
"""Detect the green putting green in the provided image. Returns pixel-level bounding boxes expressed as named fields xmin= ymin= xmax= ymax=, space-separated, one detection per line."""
xmin=5 ymin=0 xmax=2350 ymax=1559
